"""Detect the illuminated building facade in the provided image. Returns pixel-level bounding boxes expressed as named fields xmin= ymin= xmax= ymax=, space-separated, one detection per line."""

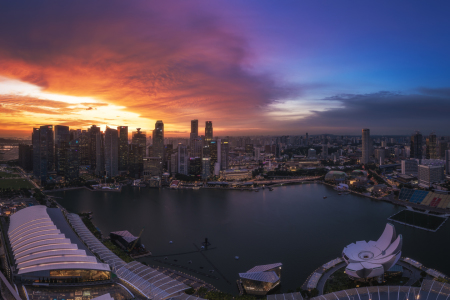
xmin=117 ymin=126 xmax=128 ymax=171
xmin=239 ymin=263 xmax=282 ymax=296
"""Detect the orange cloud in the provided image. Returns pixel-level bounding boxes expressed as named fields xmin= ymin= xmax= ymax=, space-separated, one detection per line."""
xmin=0 ymin=1 xmax=301 ymax=136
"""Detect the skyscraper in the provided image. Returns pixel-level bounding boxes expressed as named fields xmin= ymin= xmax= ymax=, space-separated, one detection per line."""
xmin=32 ymin=128 xmax=40 ymax=178
xmin=95 ymin=131 xmax=105 ymax=176
xmin=104 ymin=127 xmax=119 ymax=178
xmin=426 ymin=132 xmax=437 ymax=159
xmin=18 ymin=144 xmax=33 ymax=171
xmin=153 ymin=121 xmax=164 ymax=160
xmin=410 ymin=131 xmax=423 ymax=159
xmin=190 ymin=119 xmax=198 ymax=139
xmin=361 ymin=128 xmax=370 ymax=164
xmin=220 ymin=140 xmax=229 ymax=170
xmin=66 ymin=138 xmax=80 ymax=180
xmin=54 ymin=125 xmax=70 ymax=176
xmin=205 ymin=121 xmax=213 ymax=142
xmin=117 ymin=126 xmax=128 ymax=171
xmin=88 ymin=125 xmax=101 ymax=170
xmin=177 ymin=144 xmax=188 ymax=175
xmin=38 ymin=125 xmax=54 ymax=182
xmin=132 ymin=128 xmax=146 ymax=152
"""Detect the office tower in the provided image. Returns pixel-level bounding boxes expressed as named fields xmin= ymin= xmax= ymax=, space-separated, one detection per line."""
xmin=308 ymin=148 xmax=316 ymax=158
xmin=322 ymin=144 xmax=328 ymax=159
xmin=426 ymin=132 xmax=437 ymax=159
xmin=438 ymin=140 xmax=448 ymax=159
xmin=190 ymin=119 xmax=199 ymax=141
xmin=95 ymin=131 xmax=105 ymax=176
xmin=143 ymin=157 xmax=162 ymax=178
xmin=221 ymin=140 xmax=229 ymax=170
xmin=118 ymin=126 xmax=128 ymax=171
xmin=66 ymin=138 xmax=80 ymax=180
xmin=205 ymin=121 xmax=213 ymax=142
xmin=37 ymin=125 xmax=54 ymax=182
xmin=189 ymin=157 xmax=202 ymax=175
xmin=446 ymin=150 xmax=450 ymax=175
xmin=177 ymin=144 xmax=188 ymax=175
xmin=170 ymin=153 xmax=178 ymax=174
xmin=18 ymin=144 xmax=33 ymax=171
xmin=410 ymin=131 xmax=423 ymax=159
xmin=128 ymin=143 xmax=143 ymax=178
xmin=165 ymin=144 xmax=174 ymax=166
xmin=88 ymin=125 xmax=101 ymax=170
xmin=32 ymin=128 xmax=40 ymax=178
xmin=153 ymin=121 xmax=164 ymax=160
xmin=209 ymin=140 xmax=218 ymax=172
xmin=381 ymin=140 xmax=387 ymax=147
xmin=55 ymin=125 xmax=70 ymax=176
xmin=79 ymin=130 xmax=89 ymax=166
xmin=403 ymin=146 xmax=411 ymax=158
xmin=216 ymin=139 xmax=222 ymax=170
xmin=306 ymin=133 xmax=309 ymax=146
xmin=202 ymin=157 xmax=211 ymax=179
xmin=361 ymin=128 xmax=370 ymax=164
xmin=132 ymin=128 xmax=146 ymax=152
xmin=190 ymin=137 xmax=202 ymax=157
xmin=245 ymin=144 xmax=254 ymax=156
xmin=104 ymin=127 xmax=119 ymax=178
xmin=418 ymin=164 xmax=445 ymax=187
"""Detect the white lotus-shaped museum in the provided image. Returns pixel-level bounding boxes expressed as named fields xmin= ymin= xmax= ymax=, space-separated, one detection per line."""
xmin=342 ymin=223 xmax=402 ymax=279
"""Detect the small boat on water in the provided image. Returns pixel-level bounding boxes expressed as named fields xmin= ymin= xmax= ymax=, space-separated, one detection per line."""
xmin=323 ymin=196 xmax=327 ymax=199
xmin=338 ymin=193 xmax=342 ymax=195
xmin=269 ymin=188 xmax=274 ymax=191
xmin=193 ymin=186 xmax=201 ymax=190
xmin=254 ymin=189 xmax=259 ymax=192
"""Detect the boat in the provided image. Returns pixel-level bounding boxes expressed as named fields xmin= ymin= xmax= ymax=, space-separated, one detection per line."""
xmin=323 ymin=196 xmax=327 ymax=199
xmin=269 ymin=188 xmax=274 ymax=191
xmin=254 ymin=189 xmax=259 ymax=192
xmin=193 ymin=186 xmax=201 ymax=190
xmin=235 ymin=256 xmax=239 ymax=260
xmin=338 ymin=193 xmax=342 ymax=195
xmin=169 ymin=241 xmax=173 ymax=244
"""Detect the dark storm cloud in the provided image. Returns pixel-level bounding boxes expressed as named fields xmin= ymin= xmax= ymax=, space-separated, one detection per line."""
xmin=296 ymin=90 xmax=450 ymax=134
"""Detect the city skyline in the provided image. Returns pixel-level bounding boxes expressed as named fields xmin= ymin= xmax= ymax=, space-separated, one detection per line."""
xmin=1 ymin=1 xmax=450 ymax=137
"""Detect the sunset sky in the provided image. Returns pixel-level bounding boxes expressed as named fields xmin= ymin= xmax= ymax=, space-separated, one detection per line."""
xmin=1 ymin=0 xmax=450 ymax=137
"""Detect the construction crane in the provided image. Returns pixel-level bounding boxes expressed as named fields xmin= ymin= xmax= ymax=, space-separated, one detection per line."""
xmin=128 ymin=228 xmax=144 ymax=252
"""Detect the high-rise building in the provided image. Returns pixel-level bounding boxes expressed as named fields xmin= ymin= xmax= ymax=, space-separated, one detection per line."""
xmin=374 ymin=148 xmax=386 ymax=165
xmin=177 ymin=144 xmax=188 ymax=175
xmin=170 ymin=153 xmax=178 ymax=174
xmin=35 ymin=125 xmax=54 ymax=182
xmin=18 ymin=144 xmax=33 ymax=171
xmin=426 ymin=132 xmax=437 ymax=159
xmin=188 ymin=157 xmax=202 ymax=176
xmin=143 ymin=157 xmax=162 ymax=179
xmin=88 ymin=125 xmax=101 ymax=171
xmin=410 ymin=131 xmax=423 ymax=159
xmin=95 ymin=131 xmax=105 ymax=176
xmin=80 ymin=130 xmax=90 ymax=166
xmin=118 ymin=126 xmax=128 ymax=171
xmin=55 ymin=125 xmax=70 ymax=176
xmin=401 ymin=159 xmax=419 ymax=176
xmin=128 ymin=143 xmax=143 ymax=178
xmin=205 ymin=121 xmax=213 ymax=142
xmin=210 ymin=140 xmax=218 ymax=172
xmin=322 ymin=144 xmax=328 ymax=159
xmin=153 ymin=121 xmax=164 ymax=160
xmin=245 ymin=144 xmax=254 ymax=156
xmin=361 ymin=128 xmax=370 ymax=164
xmin=104 ymin=127 xmax=119 ymax=178
xmin=202 ymin=157 xmax=211 ymax=179
xmin=190 ymin=119 xmax=198 ymax=140
xmin=132 ymin=128 xmax=146 ymax=153
xmin=418 ymin=164 xmax=445 ymax=187
xmin=32 ymin=128 xmax=41 ymax=178
xmin=66 ymin=138 xmax=80 ymax=180
xmin=221 ymin=140 xmax=229 ymax=170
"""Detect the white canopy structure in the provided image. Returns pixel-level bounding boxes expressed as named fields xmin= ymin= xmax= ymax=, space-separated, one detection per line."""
xmin=8 ymin=206 xmax=110 ymax=281
xmin=342 ymin=223 xmax=402 ymax=279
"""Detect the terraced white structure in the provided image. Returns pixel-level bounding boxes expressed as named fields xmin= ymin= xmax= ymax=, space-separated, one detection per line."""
xmin=342 ymin=223 xmax=402 ymax=279
xmin=7 ymin=205 xmax=110 ymax=283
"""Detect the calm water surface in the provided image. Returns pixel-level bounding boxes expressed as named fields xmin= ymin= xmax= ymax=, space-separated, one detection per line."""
xmin=52 ymin=184 xmax=450 ymax=294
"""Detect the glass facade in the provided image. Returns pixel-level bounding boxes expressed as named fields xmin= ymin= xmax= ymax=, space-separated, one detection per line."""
xmin=49 ymin=269 xmax=111 ymax=283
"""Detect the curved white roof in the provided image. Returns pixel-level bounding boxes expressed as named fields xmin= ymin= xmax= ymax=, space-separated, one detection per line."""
xmin=8 ymin=206 xmax=110 ymax=275
xmin=342 ymin=223 xmax=402 ymax=279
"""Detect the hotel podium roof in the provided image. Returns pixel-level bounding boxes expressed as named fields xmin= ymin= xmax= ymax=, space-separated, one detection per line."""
xmin=8 ymin=205 xmax=110 ymax=275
